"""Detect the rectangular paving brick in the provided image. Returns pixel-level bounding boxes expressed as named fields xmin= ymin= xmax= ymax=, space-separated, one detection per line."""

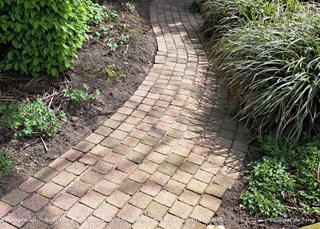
xmin=90 ymin=145 xmax=111 ymax=157
xmin=66 ymin=203 xmax=93 ymax=223
xmin=100 ymin=136 xmax=120 ymax=148
xmin=118 ymin=179 xmax=141 ymax=195
xmin=52 ymin=171 xmax=76 ymax=187
xmin=112 ymin=144 xmax=132 ymax=156
xmin=85 ymin=133 xmax=105 ymax=144
xmin=165 ymin=179 xmax=185 ymax=195
xmin=22 ymin=193 xmax=49 ymax=212
xmin=199 ymin=194 xmax=222 ymax=212
xmin=66 ymin=162 xmax=88 ymax=175
xmin=126 ymin=150 xmax=147 ymax=164
xmin=49 ymin=158 xmax=71 ymax=171
xmin=154 ymin=190 xmax=177 ymax=207
xmin=79 ymin=153 xmax=100 ymax=165
xmin=149 ymin=171 xmax=170 ymax=186
xmin=80 ymin=190 xmax=106 ymax=209
xmin=159 ymin=213 xmax=184 ymax=229
xmin=93 ymin=202 xmax=119 ymax=222
xmin=104 ymin=119 xmax=121 ymax=129
xmin=180 ymin=161 xmax=199 ymax=174
xmin=37 ymin=182 xmax=63 ymax=198
xmin=94 ymin=180 xmax=117 ymax=196
xmin=128 ymin=169 xmax=149 ymax=183
xmin=1 ymin=188 xmax=29 ymax=206
xmin=146 ymin=201 xmax=168 ymax=220
xmin=93 ymin=160 xmax=114 ymax=175
xmin=187 ymin=179 xmax=207 ymax=194
xmin=105 ymin=169 xmax=127 ymax=184
xmin=190 ymin=206 xmax=214 ymax=224
xmin=62 ymin=149 xmax=83 ymax=162
xmin=179 ymin=190 xmax=201 ymax=206
xmin=110 ymin=129 xmax=128 ymax=140
xmin=19 ymin=177 xmax=44 ymax=193
xmin=37 ymin=204 xmax=64 ymax=224
xmin=81 ymin=170 xmax=104 ymax=185
xmin=67 ymin=180 xmax=92 ymax=198
xmin=116 ymin=159 xmax=137 ymax=174
xmin=129 ymin=192 xmax=153 ymax=209
xmin=146 ymin=151 xmax=166 ymax=164
xmin=157 ymin=162 xmax=178 ymax=176
xmin=53 ymin=192 xmax=79 ymax=211
xmin=0 ymin=201 xmax=12 ymax=218
xmin=117 ymin=204 xmax=142 ymax=223
xmin=5 ymin=207 xmax=33 ymax=227
xmin=107 ymin=190 xmax=131 ymax=208
xmin=74 ymin=141 xmax=95 ymax=153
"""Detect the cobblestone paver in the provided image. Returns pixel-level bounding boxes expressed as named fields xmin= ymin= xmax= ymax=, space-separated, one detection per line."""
xmin=0 ymin=0 xmax=249 ymax=228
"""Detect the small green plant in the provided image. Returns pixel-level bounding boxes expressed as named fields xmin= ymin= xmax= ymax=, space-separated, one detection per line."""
xmin=0 ymin=100 xmax=63 ymax=137
xmin=64 ymin=84 xmax=100 ymax=103
xmin=123 ymin=2 xmax=135 ymax=13
xmin=107 ymin=41 xmax=118 ymax=52
xmin=104 ymin=64 xmax=126 ymax=78
xmin=119 ymin=34 xmax=130 ymax=44
xmin=0 ymin=151 xmax=15 ymax=179
xmin=242 ymin=134 xmax=320 ymax=218
xmin=105 ymin=9 xmax=118 ymax=22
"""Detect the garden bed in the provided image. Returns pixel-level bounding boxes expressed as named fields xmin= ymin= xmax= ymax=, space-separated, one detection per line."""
xmin=0 ymin=0 xmax=156 ymax=197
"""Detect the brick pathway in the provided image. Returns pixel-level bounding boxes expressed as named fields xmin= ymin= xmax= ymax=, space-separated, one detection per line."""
xmin=0 ymin=0 xmax=249 ymax=228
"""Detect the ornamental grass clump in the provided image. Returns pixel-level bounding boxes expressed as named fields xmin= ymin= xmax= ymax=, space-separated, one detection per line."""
xmin=216 ymin=11 xmax=320 ymax=144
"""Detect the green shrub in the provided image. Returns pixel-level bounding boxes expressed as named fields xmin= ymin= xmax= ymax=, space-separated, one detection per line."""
xmin=242 ymin=135 xmax=320 ymax=218
xmin=0 ymin=151 xmax=15 ymax=179
xmin=217 ymin=12 xmax=320 ymax=144
xmin=0 ymin=0 xmax=104 ymax=76
xmin=0 ymin=100 xmax=65 ymax=137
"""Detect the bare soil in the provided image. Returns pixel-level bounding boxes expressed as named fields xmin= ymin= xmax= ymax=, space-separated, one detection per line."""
xmin=0 ymin=0 xmax=156 ymax=198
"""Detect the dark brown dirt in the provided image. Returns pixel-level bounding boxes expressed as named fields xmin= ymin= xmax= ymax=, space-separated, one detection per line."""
xmin=0 ymin=0 xmax=156 ymax=198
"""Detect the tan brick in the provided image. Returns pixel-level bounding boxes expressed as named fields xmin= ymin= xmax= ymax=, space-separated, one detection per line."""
xmin=81 ymin=170 xmax=104 ymax=185
xmin=213 ymin=173 xmax=235 ymax=190
xmin=108 ymin=217 xmax=131 ymax=229
xmin=103 ymin=152 xmax=124 ymax=164
xmin=37 ymin=205 xmax=64 ymax=224
xmin=194 ymin=169 xmax=214 ymax=183
xmin=67 ymin=180 xmax=91 ymax=197
xmin=79 ymin=216 xmax=107 ymax=229
xmin=95 ymin=126 xmax=113 ymax=136
xmin=112 ymin=144 xmax=132 ymax=156
xmin=110 ymin=129 xmax=128 ymax=140
xmin=66 ymin=203 xmax=93 ymax=223
xmin=33 ymin=167 xmax=59 ymax=182
xmin=22 ymin=194 xmax=49 ymax=212
xmin=52 ymin=171 xmax=76 ymax=187
xmin=79 ymin=153 xmax=100 ymax=165
xmin=182 ymin=221 xmax=206 ymax=229
xmin=162 ymin=136 xmax=179 ymax=146
xmin=169 ymin=200 xmax=193 ymax=219
xmin=199 ymin=194 xmax=222 ymax=212
xmin=100 ymin=136 xmax=120 ymax=148
xmin=125 ymin=116 xmax=142 ymax=125
xmin=49 ymin=158 xmax=71 ymax=171
xmin=207 ymin=154 xmax=226 ymax=165
xmin=139 ymin=160 xmax=158 ymax=174
xmin=123 ymin=136 xmax=140 ymax=147
xmin=0 ymin=201 xmax=12 ymax=218
xmin=201 ymin=161 xmax=220 ymax=175
xmin=164 ymin=179 xmax=185 ymax=195
xmin=149 ymin=171 xmax=170 ymax=186
xmin=132 ymin=215 xmax=158 ymax=229
xmin=85 ymin=133 xmax=105 ymax=144
xmin=116 ymin=159 xmax=137 ymax=174
xmin=94 ymin=180 xmax=117 ymax=196
xmin=104 ymin=119 xmax=121 ymax=129
xmin=126 ymin=150 xmax=147 ymax=164
xmin=107 ymin=190 xmax=131 ymax=208
xmin=172 ymin=145 xmax=191 ymax=157
xmin=143 ymin=116 xmax=158 ymax=125
xmin=23 ymin=220 xmax=49 ymax=229
xmin=205 ymin=183 xmax=227 ymax=198
xmin=190 ymin=206 xmax=214 ymax=224
xmin=90 ymin=145 xmax=111 ymax=157
xmin=130 ymin=129 xmax=147 ymax=139
xmin=117 ymin=204 xmax=142 ymax=223
xmin=129 ymin=169 xmax=149 ymax=183
xmin=179 ymin=190 xmax=201 ymax=206
xmin=118 ymin=106 xmax=134 ymax=115
xmin=74 ymin=141 xmax=95 ymax=152
xmin=187 ymin=179 xmax=207 ymax=194
xmin=193 ymin=145 xmax=210 ymax=156
xmin=93 ymin=160 xmax=114 ymax=174
xmin=19 ymin=177 xmax=44 ymax=193
xmin=53 ymin=192 xmax=79 ymax=210
xmin=146 ymin=151 xmax=166 ymax=164
xmin=134 ymin=143 xmax=153 ymax=154
xmin=155 ymin=121 xmax=171 ymax=131
xmin=66 ymin=162 xmax=88 ymax=175
xmin=111 ymin=113 xmax=127 ymax=121
xmin=118 ymin=179 xmax=141 ymax=195
xmin=165 ymin=153 xmax=184 ymax=166
xmin=180 ymin=161 xmax=199 ymax=174
xmin=154 ymin=190 xmax=177 ymax=207
xmin=93 ymin=202 xmax=118 ymax=222
xmin=129 ymin=192 xmax=153 ymax=209
xmin=118 ymin=122 xmax=136 ymax=132
xmin=140 ymin=180 xmax=162 ymax=197
xmin=0 ymin=222 xmax=18 ymax=229
xmin=5 ymin=207 xmax=33 ymax=227
xmin=157 ymin=162 xmax=178 ymax=176
xmin=186 ymin=153 xmax=205 ymax=165
xmin=149 ymin=128 xmax=166 ymax=139
xmin=80 ymin=191 xmax=105 ymax=209
xmin=105 ymin=169 xmax=127 ymax=184
xmin=159 ymin=213 xmax=184 ymax=229
xmin=146 ymin=201 xmax=168 ymax=220
xmin=1 ymin=188 xmax=29 ymax=206
xmin=62 ymin=149 xmax=83 ymax=161
xmin=132 ymin=110 xmax=147 ymax=119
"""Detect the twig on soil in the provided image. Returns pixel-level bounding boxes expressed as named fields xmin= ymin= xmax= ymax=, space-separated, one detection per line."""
xmin=40 ymin=136 xmax=48 ymax=153
xmin=15 ymin=140 xmax=40 ymax=153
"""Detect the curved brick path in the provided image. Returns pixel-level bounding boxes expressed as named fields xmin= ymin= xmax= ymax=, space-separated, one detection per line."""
xmin=0 ymin=0 xmax=249 ymax=228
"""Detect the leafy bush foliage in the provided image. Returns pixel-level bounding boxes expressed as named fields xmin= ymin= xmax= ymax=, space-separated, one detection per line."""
xmin=216 ymin=12 xmax=320 ymax=144
xmin=0 ymin=100 xmax=65 ymax=137
xmin=0 ymin=151 xmax=15 ymax=179
xmin=242 ymin=135 xmax=320 ymax=218
xmin=0 ymin=0 xmax=104 ymax=76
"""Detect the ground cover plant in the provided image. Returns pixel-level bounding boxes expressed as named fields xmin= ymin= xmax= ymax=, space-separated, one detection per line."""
xmin=242 ymin=134 xmax=320 ymax=219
